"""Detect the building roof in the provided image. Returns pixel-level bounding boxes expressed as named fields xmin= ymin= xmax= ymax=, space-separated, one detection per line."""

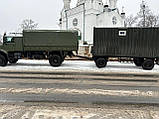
xmin=77 ymin=0 xmax=102 ymax=6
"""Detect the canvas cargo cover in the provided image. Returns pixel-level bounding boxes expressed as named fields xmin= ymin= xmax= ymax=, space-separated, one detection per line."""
xmin=23 ymin=30 xmax=78 ymax=51
xmin=92 ymin=27 xmax=159 ymax=58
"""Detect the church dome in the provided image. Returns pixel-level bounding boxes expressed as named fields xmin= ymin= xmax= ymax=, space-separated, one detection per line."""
xmin=77 ymin=0 xmax=102 ymax=6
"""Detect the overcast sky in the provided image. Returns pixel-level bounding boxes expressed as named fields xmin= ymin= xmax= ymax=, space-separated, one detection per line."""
xmin=0 ymin=0 xmax=159 ymax=34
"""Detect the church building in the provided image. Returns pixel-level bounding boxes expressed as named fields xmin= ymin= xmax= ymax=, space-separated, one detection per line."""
xmin=59 ymin=0 xmax=125 ymax=45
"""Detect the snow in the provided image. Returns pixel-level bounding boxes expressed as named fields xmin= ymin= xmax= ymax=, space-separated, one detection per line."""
xmin=0 ymin=87 xmax=155 ymax=97
xmin=0 ymin=59 xmax=159 ymax=74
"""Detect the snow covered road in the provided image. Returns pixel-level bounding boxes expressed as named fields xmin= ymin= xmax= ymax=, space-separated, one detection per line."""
xmin=1 ymin=59 xmax=159 ymax=74
xmin=0 ymin=60 xmax=159 ymax=119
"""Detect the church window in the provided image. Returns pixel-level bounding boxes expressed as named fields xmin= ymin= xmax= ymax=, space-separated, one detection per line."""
xmin=112 ymin=16 xmax=117 ymax=25
xmin=73 ymin=18 xmax=78 ymax=26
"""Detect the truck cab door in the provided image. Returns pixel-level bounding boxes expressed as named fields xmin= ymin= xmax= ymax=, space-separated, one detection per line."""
xmin=14 ymin=37 xmax=23 ymax=51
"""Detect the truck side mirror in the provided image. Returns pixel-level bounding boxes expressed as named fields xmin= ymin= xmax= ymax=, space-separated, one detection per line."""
xmin=3 ymin=32 xmax=6 ymax=37
xmin=3 ymin=37 xmax=6 ymax=44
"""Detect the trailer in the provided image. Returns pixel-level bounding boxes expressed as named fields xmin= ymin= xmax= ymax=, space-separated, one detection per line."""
xmin=92 ymin=27 xmax=159 ymax=70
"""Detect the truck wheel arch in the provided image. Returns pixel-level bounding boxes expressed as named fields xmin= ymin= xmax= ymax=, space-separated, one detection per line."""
xmin=49 ymin=51 xmax=64 ymax=59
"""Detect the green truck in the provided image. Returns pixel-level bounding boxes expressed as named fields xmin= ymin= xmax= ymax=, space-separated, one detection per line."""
xmin=0 ymin=30 xmax=78 ymax=67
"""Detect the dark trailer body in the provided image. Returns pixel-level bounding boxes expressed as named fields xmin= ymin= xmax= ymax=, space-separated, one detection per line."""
xmin=92 ymin=27 xmax=159 ymax=70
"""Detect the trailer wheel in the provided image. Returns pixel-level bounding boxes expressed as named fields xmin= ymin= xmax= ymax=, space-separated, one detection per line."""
xmin=0 ymin=54 xmax=8 ymax=66
xmin=49 ymin=55 xmax=62 ymax=67
xmin=9 ymin=58 xmax=18 ymax=64
xmin=95 ymin=58 xmax=107 ymax=68
xmin=142 ymin=59 xmax=154 ymax=70
xmin=134 ymin=58 xmax=144 ymax=66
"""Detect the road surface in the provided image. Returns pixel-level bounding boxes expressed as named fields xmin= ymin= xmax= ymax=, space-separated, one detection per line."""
xmin=0 ymin=60 xmax=159 ymax=119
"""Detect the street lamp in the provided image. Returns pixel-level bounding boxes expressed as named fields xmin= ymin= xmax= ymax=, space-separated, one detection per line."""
xmin=141 ymin=0 xmax=146 ymax=27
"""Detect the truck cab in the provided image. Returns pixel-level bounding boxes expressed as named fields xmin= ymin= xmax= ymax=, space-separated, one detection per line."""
xmin=1 ymin=35 xmax=23 ymax=52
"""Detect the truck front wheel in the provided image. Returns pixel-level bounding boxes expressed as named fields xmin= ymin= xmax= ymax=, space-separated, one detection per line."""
xmin=95 ymin=58 xmax=107 ymax=68
xmin=49 ymin=55 xmax=62 ymax=67
xmin=0 ymin=54 xmax=8 ymax=66
xmin=142 ymin=59 xmax=154 ymax=70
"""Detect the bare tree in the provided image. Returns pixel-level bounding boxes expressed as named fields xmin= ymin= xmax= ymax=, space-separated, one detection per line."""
xmin=136 ymin=0 xmax=159 ymax=27
xmin=125 ymin=15 xmax=137 ymax=27
xmin=146 ymin=14 xmax=159 ymax=27
xmin=20 ymin=19 xmax=38 ymax=30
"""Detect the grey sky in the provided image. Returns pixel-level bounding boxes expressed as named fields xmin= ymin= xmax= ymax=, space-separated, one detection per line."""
xmin=0 ymin=0 xmax=159 ymax=34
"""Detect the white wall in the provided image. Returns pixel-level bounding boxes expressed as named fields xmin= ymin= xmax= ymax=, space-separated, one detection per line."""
xmin=97 ymin=10 xmax=124 ymax=27
xmin=60 ymin=0 xmax=124 ymax=45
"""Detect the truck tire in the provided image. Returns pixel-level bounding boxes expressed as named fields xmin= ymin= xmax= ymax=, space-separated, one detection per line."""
xmin=9 ymin=58 xmax=18 ymax=64
xmin=95 ymin=58 xmax=107 ymax=68
xmin=142 ymin=59 xmax=154 ymax=70
xmin=49 ymin=55 xmax=62 ymax=67
xmin=0 ymin=54 xmax=8 ymax=66
xmin=134 ymin=58 xmax=144 ymax=66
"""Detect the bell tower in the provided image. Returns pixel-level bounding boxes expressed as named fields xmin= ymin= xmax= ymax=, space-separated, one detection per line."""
xmin=63 ymin=0 xmax=71 ymax=10
xmin=76 ymin=0 xmax=84 ymax=6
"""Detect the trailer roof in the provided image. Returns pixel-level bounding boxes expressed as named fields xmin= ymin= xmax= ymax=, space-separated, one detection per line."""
xmin=94 ymin=27 xmax=159 ymax=29
xmin=23 ymin=30 xmax=77 ymax=33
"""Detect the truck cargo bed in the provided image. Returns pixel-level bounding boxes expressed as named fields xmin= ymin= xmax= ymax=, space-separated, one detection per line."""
xmin=23 ymin=30 xmax=78 ymax=51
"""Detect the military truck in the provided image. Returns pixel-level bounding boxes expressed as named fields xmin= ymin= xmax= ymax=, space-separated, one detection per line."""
xmin=92 ymin=27 xmax=159 ymax=70
xmin=0 ymin=30 xmax=78 ymax=67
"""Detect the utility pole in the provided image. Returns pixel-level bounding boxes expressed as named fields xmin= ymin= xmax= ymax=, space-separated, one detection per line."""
xmin=142 ymin=0 xmax=146 ymax=27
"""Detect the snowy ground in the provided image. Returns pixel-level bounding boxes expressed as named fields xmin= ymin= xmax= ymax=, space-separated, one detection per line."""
xmin=1 ymin=59 xmax=159 ymax=74
xmin=0 ymin=103 xmax=159 ymax=119
xmin=0 ymin=60 xmax=159 ymax=119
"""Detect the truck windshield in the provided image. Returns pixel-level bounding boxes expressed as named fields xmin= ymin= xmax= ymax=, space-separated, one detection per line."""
xmin=5 ymin=37 xmax=14 ymax=43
